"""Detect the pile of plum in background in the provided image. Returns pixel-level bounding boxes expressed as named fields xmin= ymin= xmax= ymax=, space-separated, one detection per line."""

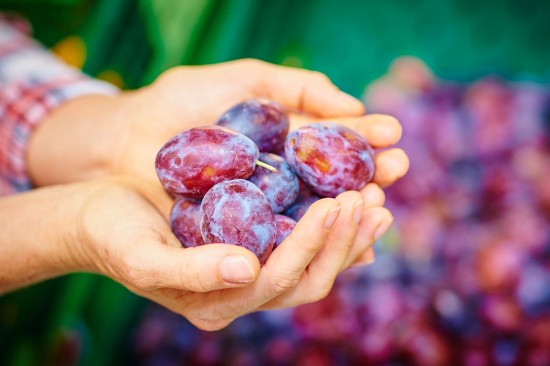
xmin=155 ymin=99 xmax=375 ymax=264
xmin=135 ymin=75 xmax=550 ymax=366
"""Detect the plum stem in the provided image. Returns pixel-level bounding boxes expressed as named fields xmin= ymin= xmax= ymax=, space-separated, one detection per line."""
xmin=255 ymin=160 xmax=278 ymax=173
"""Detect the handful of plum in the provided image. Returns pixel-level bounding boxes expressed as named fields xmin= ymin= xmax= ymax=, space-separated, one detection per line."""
xmin=155 ymin=99 xmax=375 ymax=265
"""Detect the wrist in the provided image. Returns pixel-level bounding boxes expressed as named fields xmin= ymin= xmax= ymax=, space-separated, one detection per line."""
xmin=0 ymin=184 xmax=88 ymax=293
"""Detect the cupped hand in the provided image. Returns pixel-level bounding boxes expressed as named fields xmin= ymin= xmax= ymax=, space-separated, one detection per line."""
xmin=27 ymin=60 xmax=404 ymax=322
xmin=122 ymin=59 xmax=409 ymax=188
xmin=71 ymin=177 xmax=391 ymax=331
xmin=29 ymin=59 xmax=409 ymax=190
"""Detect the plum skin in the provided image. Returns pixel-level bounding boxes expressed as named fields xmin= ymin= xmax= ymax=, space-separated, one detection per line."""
xmin=200 ymin=179 xmax=276 ymax=265
xmin=274 ymin=214 xmax=297 ymax=248
xmin=216 ymin=99 xmax=289 ymax=153
xmin=248 ymin=153 xmax=300 ymax=213
xmin=170 ymin=198 xmax=205 ymax=248
xmin=284 ymin=123 xmax=375 ymax=198
xmin=155 ymin=126 xmax=259 ymax=199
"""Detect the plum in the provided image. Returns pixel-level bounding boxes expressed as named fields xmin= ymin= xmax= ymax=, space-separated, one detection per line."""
xmin=155 ymin=126 xmax=259 ymax=199
xmin=216 ymin=99 xmax=289 ymax=153
xmin=285 ymin=123 xmax=375 ymax=198
xmin=274 ymin=215 xmax=297 ymax=248
xmin=248 ymin=153 xmax=299 ymax=213
xmin=170 ymin=198 xmax=204 ymax=248
xmin=200 ymin=179 xmax=276 ymax=265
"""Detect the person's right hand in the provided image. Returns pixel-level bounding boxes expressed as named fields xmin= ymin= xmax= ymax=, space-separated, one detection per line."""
xmin=68 ymin=177 xmax=390 ymax=331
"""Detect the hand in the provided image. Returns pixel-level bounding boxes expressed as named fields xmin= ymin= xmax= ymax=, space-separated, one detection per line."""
xmin=23 ymin=60 xmax=403 ymax=323
xmin=28 ymin=59 xmax=409 ymax=189
xmin=119 ymin=60 xmax=400 ymax=270
xmin=63 ymin=178 xmax=390 ymax=331
xmin=6 ymin=153 xmax=390 ymax=330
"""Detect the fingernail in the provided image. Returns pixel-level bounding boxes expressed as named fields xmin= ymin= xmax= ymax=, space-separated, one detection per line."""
xmin=374 ymin=216 xmax=394 ymax=241
xmin=324 ymin=206 xmax=341 ymax=229
xmin=353 ymin=200 xmax=364 ymax=224
xmin=219 ymin=255 xmax=255 ymax=283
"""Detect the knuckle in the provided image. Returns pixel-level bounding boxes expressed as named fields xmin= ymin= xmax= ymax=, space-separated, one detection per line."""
xmin=174 ymin=253 xmax=216 ymax=292
xmin=237 ymin=58 xmax=266 ymax=69
xmin=131 ymin=274 xmax=155 ymax=291
xmin=310 ymin=70 xmax=331 ymax=84
xmin=342 ymin=238 xmax=356 ymax=252
xmin=192 ymin=316 xmax=235 ymax=332
xmin=156 ymin=66 xmax=190 ymax=83
xmin=121 ymin=257 xmax=156 ymax=291
xmin=285 ymin=231 xmax=325 ymax=260
xmin=336 ymin=190 xmax=363 ymax=202
xmin=118 ymin=249 xmax=163 ymax=291
xmin=270 ymin=271 xmax=301 ymax=295
xmin=307 ymin=278 xmax=334 ymax=303
xmin=181 ymin=269 xmax=210 ymax=293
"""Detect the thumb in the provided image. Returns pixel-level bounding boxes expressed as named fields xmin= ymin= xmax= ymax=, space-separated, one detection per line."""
xmin=129 ymin=241 xmax=261 ymax=293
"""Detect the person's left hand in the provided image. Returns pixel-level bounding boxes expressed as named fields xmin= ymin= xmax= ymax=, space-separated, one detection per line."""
xmin=28 ymin=59 xmax=408 ymax=190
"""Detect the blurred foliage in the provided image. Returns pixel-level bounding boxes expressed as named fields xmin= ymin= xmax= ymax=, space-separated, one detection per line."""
xmin=0 ymin=0 xmax=92 ymax=46
xmin=1 ymin=0 xmax=550 ymax=365
xmin=2 ymin=0 xmax=549 ymax=90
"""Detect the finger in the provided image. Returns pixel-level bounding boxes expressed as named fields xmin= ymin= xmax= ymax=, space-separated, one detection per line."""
xmin=389 ymin=56 xmax=435 ymax=91
xmin=308 ymin=190 xmax=365 ymax=272
xmin=193 ymin=198 xmax=342 ymax=320
xmin=139 ymin=198 xmax=342 ymax=331
xmin=258 ymin=198 xmax=342 ymax=297
xmin=125 ymin=239 xmax=261 ymax=293
xmin=289 ymin=114 xmax=403 ymax=148
xmin=247 ymin=61 xmax=365 ymax=117
xmin=373 ymin=148 xmax=410 ymax=187
xmin=262 ymin=191 xmax=364 ymax=309
xmin=342 ymin=206 xmax=393 ymax=269
xmin=130 ymin=198 xmax=342 ymax=331
xmin=360 ymin=183 xmax=386 ymax=207
xmin=351 ymin=247 xmax=376 ymax=267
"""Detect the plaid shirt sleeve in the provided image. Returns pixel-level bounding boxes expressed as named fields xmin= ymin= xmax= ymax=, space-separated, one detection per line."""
xmin=0 ymin=14 xmax=119 ymax=196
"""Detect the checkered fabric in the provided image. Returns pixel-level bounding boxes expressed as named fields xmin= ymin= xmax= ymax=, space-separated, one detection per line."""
xmin=0 ymin=14 xmax=118 ymax=196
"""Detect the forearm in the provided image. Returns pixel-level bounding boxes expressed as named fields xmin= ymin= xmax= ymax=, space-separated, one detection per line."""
xmin=0 ymin=16 xmax=118 ymax=195
xmin=27 ymin=94 xmax=124 ymax=186
xmin=0 ymin=185 xmax=81 ymax=294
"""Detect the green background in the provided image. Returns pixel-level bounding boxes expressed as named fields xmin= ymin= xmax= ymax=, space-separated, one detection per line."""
xmin=1 ymin=0 xmax=549 ymax=364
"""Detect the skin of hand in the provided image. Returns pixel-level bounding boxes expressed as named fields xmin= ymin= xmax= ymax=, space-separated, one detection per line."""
xmin=0 ymin=177 xmax=390 ymax=331
xmin=28 ymin=59 xmax=409 ymax=189
xmin=19 ymin=60 xmax=408 ymax=327
xmin=27 ymin=59 xmax=407 ymax=265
